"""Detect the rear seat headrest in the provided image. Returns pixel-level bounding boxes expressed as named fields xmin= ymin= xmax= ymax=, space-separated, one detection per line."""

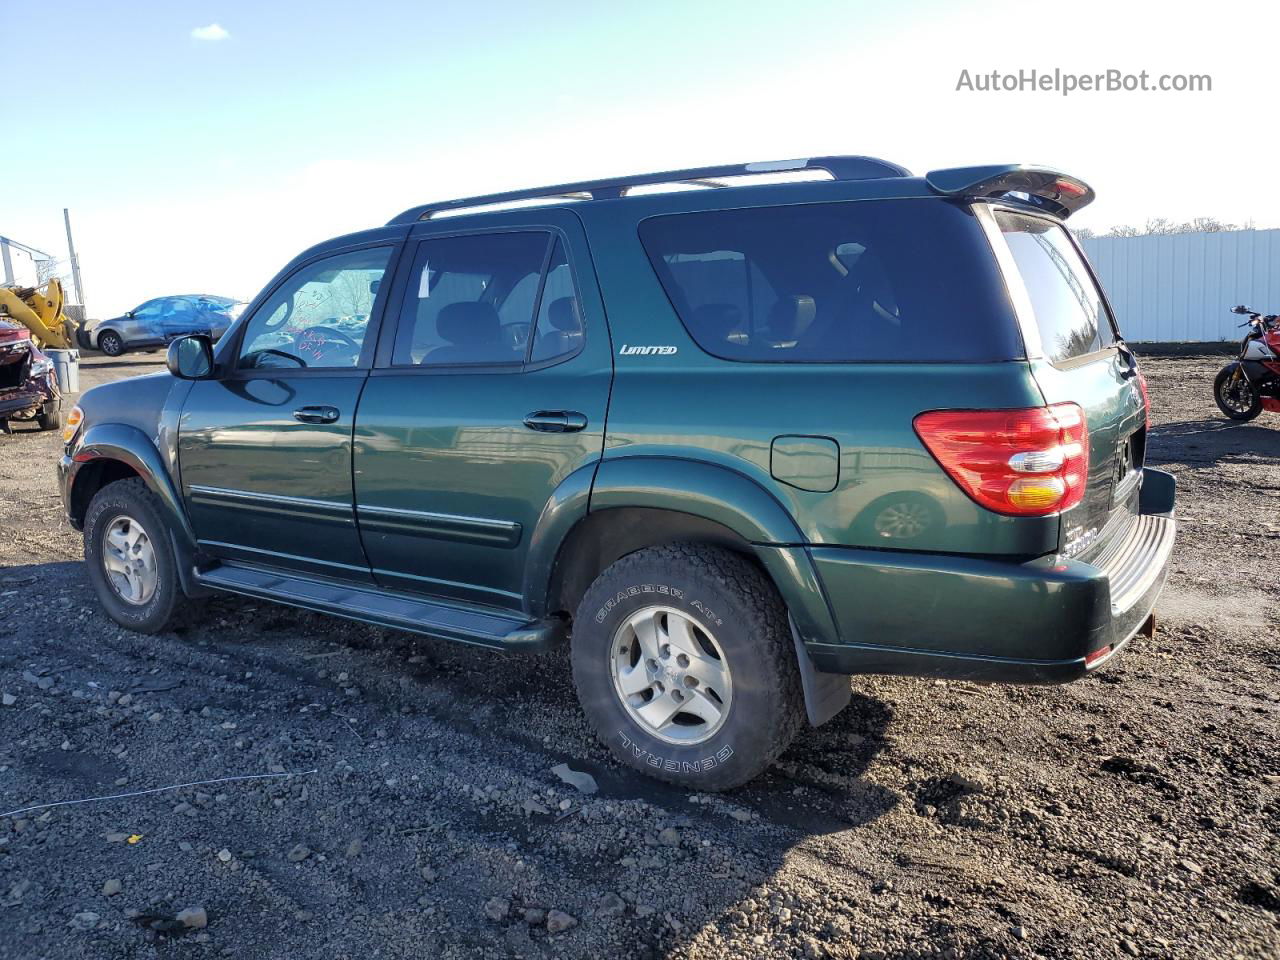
xmin=547 ymin=297 xmax=582 ymax=332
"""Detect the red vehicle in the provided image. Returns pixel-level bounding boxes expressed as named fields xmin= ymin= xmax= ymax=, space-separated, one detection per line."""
xmin=1214 ymin=305 xmax=1280 ymax=421
xmin=0 ymin=318 xmax=63 ymax=433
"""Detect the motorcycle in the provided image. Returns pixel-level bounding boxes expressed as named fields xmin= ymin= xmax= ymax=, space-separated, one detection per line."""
xmin=1213 ymin=305 xmax=1280 ymax=422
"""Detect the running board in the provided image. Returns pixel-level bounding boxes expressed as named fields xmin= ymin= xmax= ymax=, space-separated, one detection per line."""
xmin=193 ymin=562 xmax=563 ymax=652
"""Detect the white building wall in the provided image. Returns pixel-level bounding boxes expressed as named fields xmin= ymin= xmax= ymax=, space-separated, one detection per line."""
xmin=1080 ymin=229 xmax=1280 ymax=342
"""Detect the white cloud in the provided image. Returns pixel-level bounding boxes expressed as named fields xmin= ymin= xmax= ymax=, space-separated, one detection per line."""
xmin=190 ymin=23 xmax=230 ymax=41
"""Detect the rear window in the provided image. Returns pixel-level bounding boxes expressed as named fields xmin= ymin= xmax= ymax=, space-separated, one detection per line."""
xmin=996 ymin=210 xmax=1115 ymax=363
xmin=638 ymin=199 xmax=1022 ymax=363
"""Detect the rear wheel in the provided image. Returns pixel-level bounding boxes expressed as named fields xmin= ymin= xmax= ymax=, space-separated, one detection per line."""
xmin=1214 ymin=365 xmax=1262 ymax=421
xmin=98 ymin=330 xmax=125 ymax=357
xmin=571 ymin=543 xmax=804 ymax=790
xmin=84 ymin=478 xmax=184 ymax=633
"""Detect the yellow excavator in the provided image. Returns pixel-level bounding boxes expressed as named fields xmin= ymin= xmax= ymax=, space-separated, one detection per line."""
xmin=0 ymin=278 xmax=75 ymax=349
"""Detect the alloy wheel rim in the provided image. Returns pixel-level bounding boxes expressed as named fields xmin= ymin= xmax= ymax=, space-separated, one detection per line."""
xmin=609 ymin=605 xmax=732 ymax=745
xmin=102 ymin=515 xmax=158 ymax=605
xmin=1222 ymin=379 xmax=1254 ymax=413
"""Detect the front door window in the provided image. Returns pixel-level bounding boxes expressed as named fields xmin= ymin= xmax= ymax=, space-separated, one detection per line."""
xmin=238 ymin=247 xmax=392 ymax=370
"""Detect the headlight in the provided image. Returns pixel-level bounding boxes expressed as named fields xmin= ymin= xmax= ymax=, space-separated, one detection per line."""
xmin=63 ymin=405 xmax=84 ymax=444
xmin=30 ymin=356 xmax=53 ymax=377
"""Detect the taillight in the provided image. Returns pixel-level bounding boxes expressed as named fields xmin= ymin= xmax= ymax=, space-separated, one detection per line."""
xmin=1136 ymin=369 xmax=1151 ymax=429
xmin=913 ymin=403 xmax=1089 ymax=517
xmin=1054 ymin=178 xmax=1087 ymax=198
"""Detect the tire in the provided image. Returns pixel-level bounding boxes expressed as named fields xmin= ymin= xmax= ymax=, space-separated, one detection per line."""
xmin=75 ymin=325 xmax=94 ymax=352
xmin=1214 ymin=365 xmax=1262 ymax=421
xmin=84 ymin=478 xmax=184 ymax=633
xmin=36 ymin=405 xmax=64 ymax=432
xmin=571 ymin=543 xmax=804 ymax=790
xmin=98 ymin=330 xmax=125 ymax=357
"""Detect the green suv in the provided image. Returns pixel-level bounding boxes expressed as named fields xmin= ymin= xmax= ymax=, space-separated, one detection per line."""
xmin=59 ymin=157 xmax=1176 ymax=789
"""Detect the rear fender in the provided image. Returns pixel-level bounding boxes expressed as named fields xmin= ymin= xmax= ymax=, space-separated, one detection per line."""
xmin=587 ymin=456 xmax=840 ymax=652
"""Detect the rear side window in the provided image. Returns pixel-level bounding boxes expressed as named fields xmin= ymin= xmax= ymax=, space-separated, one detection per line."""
xmin=995 ymin=210 xmax=1115 ymax=362
xmin=638 ymin=200 xmax=1022 ymax=363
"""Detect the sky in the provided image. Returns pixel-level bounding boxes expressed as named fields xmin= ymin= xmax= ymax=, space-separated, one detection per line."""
xmin=5 ymin=0 xmax=1279 ymax=318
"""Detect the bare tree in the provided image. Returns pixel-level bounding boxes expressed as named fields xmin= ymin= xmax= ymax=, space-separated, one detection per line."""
xmin=1094 ymin=218 xmax=1254 ymax=238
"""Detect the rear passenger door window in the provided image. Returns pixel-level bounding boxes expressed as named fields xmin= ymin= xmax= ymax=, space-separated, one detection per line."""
xmin=391 ymin=232 xmax=551 ymax=366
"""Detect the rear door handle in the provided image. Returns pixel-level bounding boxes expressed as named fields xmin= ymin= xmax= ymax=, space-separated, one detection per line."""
xmin=523 ymin=411 xmax=588 ymax=433
xmin=293 ymin=405 xmax=340 ymax=424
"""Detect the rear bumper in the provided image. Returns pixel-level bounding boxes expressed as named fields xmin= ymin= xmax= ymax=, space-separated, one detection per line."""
xmin=807 ymin=468 xmax=1176 ymax=684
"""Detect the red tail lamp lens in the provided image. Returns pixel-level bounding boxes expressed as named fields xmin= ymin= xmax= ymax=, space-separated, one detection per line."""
xmin=913 ymin=404 xmax=1090 ymax=517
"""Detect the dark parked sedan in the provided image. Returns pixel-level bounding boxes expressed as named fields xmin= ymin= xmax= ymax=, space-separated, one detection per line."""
xmin=89 ymin=295 xmax=245 ymax=357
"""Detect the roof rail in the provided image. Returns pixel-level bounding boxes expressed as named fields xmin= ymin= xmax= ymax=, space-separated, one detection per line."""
xmin=387 ymin=156 xmax=911 ymax=225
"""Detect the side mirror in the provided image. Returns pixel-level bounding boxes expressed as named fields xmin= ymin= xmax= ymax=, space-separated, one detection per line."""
xmin=166 ymin=334 xmax=215 ymax=380
xmin=1232 ymin=305 xmax=1249 ymax=314
xmin=126 ymin=311 xmax=136 ymax=319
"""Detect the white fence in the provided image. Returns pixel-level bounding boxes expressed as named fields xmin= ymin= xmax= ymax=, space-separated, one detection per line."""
xmin=1080 ymin=228 xmax=1280 ymax=342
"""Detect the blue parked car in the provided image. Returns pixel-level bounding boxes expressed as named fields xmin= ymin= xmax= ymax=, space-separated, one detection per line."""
xmin=89 ymin=295 xmax=246 ymax=357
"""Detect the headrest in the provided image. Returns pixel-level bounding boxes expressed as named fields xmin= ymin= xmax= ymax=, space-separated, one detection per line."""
xmin=547 ymin=297 xmax=582 ymax=332
xmin=437 ymin=301 xmax=499 ymax=345
xmin=767 ymin=295 xmax=816 ymax=341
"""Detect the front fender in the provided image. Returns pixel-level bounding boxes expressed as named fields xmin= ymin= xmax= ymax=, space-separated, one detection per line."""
xmin=68 ymin=422 xmax=198 ymax=552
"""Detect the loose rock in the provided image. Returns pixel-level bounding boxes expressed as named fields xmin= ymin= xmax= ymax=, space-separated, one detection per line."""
xmin=546 ymin=909 xmax=578 ymax=933
xmin=177 ymin=906 xmax=208 ymax=929
xmin=484 ymin=897 xmax=510 ymax=922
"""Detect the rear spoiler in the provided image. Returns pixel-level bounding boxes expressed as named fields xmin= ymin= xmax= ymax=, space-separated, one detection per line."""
xmin=925 ymin=165 xmax=1095 ymax=218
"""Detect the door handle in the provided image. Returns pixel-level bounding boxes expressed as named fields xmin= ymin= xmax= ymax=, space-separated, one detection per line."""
xmin=293 ymin=405 xmax=340 ymax=424
xmin=523 ymin=411 xmax=588 ymax=433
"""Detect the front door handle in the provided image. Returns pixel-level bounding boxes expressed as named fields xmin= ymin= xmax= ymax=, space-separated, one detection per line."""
xmin=523 ymin=411 xmax=588 ymax=433
xmin=293 ymin=405 xmax=340 ymax=424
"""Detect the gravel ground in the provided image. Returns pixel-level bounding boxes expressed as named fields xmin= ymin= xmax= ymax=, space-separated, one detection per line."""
xmin=0 ymin=352 xmax=1277 ymax=960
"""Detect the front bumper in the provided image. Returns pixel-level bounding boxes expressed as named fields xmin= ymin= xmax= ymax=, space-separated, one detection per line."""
xmin=806 ymin=468 xmax=1176 ymax=684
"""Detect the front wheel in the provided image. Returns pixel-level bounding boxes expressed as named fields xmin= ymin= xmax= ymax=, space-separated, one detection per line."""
xmin=84 ymin=478 xmax=185 ymax=633
xmin=571 ymin=544 xmax=805 ymax=790
xmin=1214 ymin=364 xmax=1262 ymax=421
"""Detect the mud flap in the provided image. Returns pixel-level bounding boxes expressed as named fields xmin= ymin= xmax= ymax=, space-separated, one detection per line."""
xmin=790 ymin=617 xmax=851 ymax=727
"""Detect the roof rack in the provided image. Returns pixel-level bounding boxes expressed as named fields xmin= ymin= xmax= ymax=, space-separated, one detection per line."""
xmin=386 ymin=156 xmax=911 ymax=225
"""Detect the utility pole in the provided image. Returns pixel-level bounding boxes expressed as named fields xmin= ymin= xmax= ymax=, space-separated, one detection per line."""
xmin=63 ymin=208 xmax=85 ymax=310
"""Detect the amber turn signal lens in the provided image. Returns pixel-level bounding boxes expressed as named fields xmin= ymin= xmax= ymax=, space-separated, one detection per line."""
xmin=63 ymin=405 xmax=83 ymax=444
